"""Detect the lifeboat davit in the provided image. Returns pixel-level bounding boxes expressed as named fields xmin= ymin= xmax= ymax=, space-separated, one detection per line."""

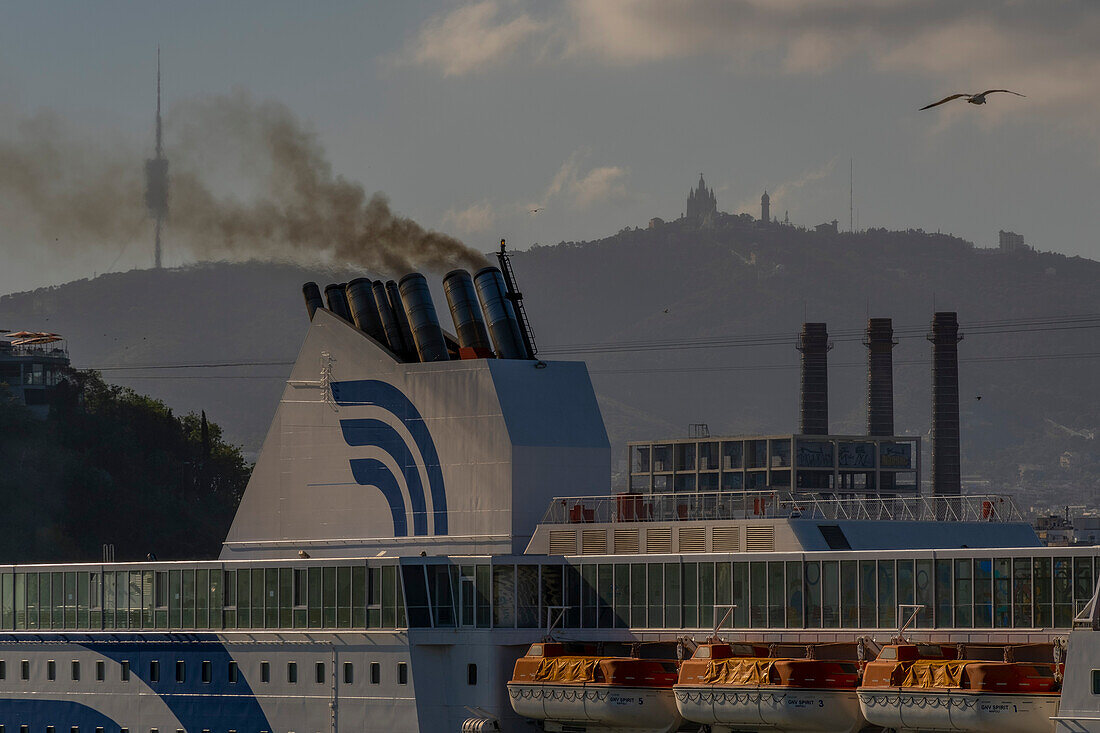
xmin=858 ymin=642 xmax=1062 ymax=733
xmin=673 ymin=641 xmax=870 ymax=733
xmin=507 ymin=641 xmax=684 ymax=733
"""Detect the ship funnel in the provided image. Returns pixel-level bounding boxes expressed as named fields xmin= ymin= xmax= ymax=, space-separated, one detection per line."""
xmin=796 ymin=322 xmax=831 ymax=435
xmin=385 ymin=280 xmax=418 ymax=361
xmin=864 ymin=318 xmax=897 ymax=436
xmin=323 ymin=283 xmax=353 ymax=323
xmin=398 ymin=273 xmax=450 ymax=362
xmin=443 ymin=269 xmax=493 ymax=357
xmin=302 ymin=282 xmax=324 ymax=321
xmin=928 ymin=312 xmax=962 ymax=496
xmin=345 ymin=278 xmax=387 ymax=343
xmin=474 ymin=266 xmax=529 ymax=359
xmin=371 ymin=280 xmax=408 ymax=358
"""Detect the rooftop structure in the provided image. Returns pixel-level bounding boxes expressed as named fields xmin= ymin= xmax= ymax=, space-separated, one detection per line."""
xmin=685 ymin=173 xmax=717 ymax=224
xmin=0 ymin=330 xmax=70 ymax=417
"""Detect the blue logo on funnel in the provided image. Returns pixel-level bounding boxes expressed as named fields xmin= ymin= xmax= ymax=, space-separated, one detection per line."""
xmin=332 ymin=380 xmax=447 ymax=536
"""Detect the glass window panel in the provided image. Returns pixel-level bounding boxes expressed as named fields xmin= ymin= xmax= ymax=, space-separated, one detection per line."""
xmin=352 ymin=565 xmax=367 ymax=629
xmin=492 ymin=565 xmax=515 ymax=628
xmin=76 ymin=572 xmax=89 ymax=629
xmin=859 ymin=561 xmax=877 ymax=628
xmin=674 ymin=443 xmax=695 ymax=471
xmin=804 ymin=561 xmax=822 ymax=629
xmin=953 ymin=559 xmax=973 ymax=628
xmin=769 ymin=439 xmax=791 ymax=467
xmin=915 ymin=559 xmax=934 ymax=628
xmin=750 ymin=562 xmax=768 ymax=628
xmin=785 ymin=561 xmax=803 ymax=628
xmin=767 ymin=562 xmax=785 ymax=628
xmin=630 ymin=564 xmax=646 ymax=628
xmin=1073 ymin=557 xmax=1094 ymax=614
xmin=1033 ymin=557 xmax=1052 ymax=628
xmin=1053 ymin=557 xmax=1073 ymax=628
xmin=381 ymin=565 xmax=397 ymax=629
xmin=279 ymin=568 xmax=293 ymax=629
xmin=974 ymin=558 xmax=993 ymax=628
xmin=581 ymin=564 xmax=597 ymax=628
xmin=209 ymin=570 xmax=222 ymax=630
xmin=613 ymin=564 xmax=630 ymax=629
xmin=182 ymin=570 xmax=196 ymax=629
xmin=308 ymin=566 xmax=322 ymax=628
xmin=746 ymin=440 xmax=768 ymax=469
xmin=1013 ymin=558 xmax=1032 ymax=628
xmin=721 ymin=441 xmax=743 ymax=470
xmin=716 ymin=562 xmax=732 ymax=629
xmin=53 ymin=572 xmax=64 ymax=628
xmin=682 ymin=563 xmax=698 ymax=628
xmin=428 ymin=565 xmax=457 ymax=628
xmin=840 ymin=561 xmax=858 ymax=628
xmin=322 ymin=566 xmax=337 ymax=628
xmin=994 ymin=558 xmax=1011 ymax=628
xmin=195 ymin=569 xmax=209 ymax=629
xmin=698 ymin=563 xmax=714 ymax=630
xmin=652 ymin=445 xmax=671 ymax=473
xmin=250 ymin=568 xmax=263 ymax=628
xmin=15 ymin=573 xmax=26 ymax=630
xmin=663 ymin=563 xmax=681 ymax=629
xmin=337 ymin=566 xmax=352 ymax=629
xmin=597 ymin=564 xmax=614 ymax=628
xmin=647 ymin=563 xmax=663 ymax=628
xmin=561 ymin=564 xmax=580 ymax=629
xmin=699 ymin=442 xmax=719 ymax=471
xmin=235 ymin=570 xmax=250 ymax=628
xmin=877 ymin=561 xmax=896 ymax=629
xmin=631 ymin=445 xmax=651 ymax=473
xmin=935 ymin=559 xmax=952 ymax=628
xmin=402 ymin=566 xmax=431 ymax=628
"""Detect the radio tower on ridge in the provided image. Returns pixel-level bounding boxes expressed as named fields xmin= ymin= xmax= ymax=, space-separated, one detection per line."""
xmin=144 ymin=48 xmax=169 ymax=269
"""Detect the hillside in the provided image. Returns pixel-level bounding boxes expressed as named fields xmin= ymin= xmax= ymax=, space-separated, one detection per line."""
xmin=2 ymin=219 xmax=1097 ymax=509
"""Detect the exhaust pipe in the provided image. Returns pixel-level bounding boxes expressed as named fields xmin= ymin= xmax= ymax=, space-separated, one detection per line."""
xmin=324 ymin=283 xmax=354 ymax=323
xmin=928 ymin=312 xmax=962 ymax=497
xmin=345 ymin=278 xmax=387 ymax=343
xmin=371 ymin=280 xmax=409 ymax=358
xmin=398 ymin=273 xmax=450 ymax=362
xmin=474 ymin=266 xmax=529 ymax=359
xmin=796 ymin=323 xmax=831 ymax=435
xmin=302 ymin=282 xmax=324 ymax=321
xmin=865 ymin=318 xmax=896 ymax=436
xmin=443 ymin=269 xmax=493 ymax=357
xmin=385 ymin=280 xmax=418 ymax=361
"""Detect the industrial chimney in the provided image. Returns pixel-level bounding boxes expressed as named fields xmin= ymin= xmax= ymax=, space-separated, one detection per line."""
xmin=796 ymin=323 xmax=831 ymax=435
xmin=864 ymin=318 xmax=897 ymax=436
xmin=928 ymin=312 xmax=962 ymax=497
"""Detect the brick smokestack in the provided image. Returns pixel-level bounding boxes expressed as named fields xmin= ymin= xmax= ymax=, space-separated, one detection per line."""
xmin=928 ymin=312 xmax=962 ymax=496
xmin=865 ymin=318 xmax=897 ymax=436
xmin=797 ymin=323 xmax=831 ymax=435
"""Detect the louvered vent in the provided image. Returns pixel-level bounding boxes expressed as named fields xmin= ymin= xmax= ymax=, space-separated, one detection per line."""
xmin=613 ymin=529 xmax=640 ymax=554
xmin=678 ymin=527 xmax=706 ymax=553
xmin=549 ymin=530 xmax=578 ymax=555
xmin=645 ymin=528 xmax=672 ymax=554
xmin=712 ymin=526 xmax=740 ymax=553
xmin=581 ymin=529 xmax=608 ymax=555
xmin=745 ymin=525 xmax=776 ymax=552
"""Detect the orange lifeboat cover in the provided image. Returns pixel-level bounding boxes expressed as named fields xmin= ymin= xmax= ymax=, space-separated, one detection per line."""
xmin=701 ymin=658 xmax=774 ymax=685
xmin=900 ymin=660 xmax=969 ymax=689
xmin=532 ymin=657 xmax=601 ymax=683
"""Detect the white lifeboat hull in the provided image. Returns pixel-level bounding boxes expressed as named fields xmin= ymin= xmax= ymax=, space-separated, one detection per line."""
xmin=858 ymin=689 xmax=1060 ymax=732
xmin=507 ymin=682 xmax=682 ymax=733
xmin=674 ymin=685 xmax=866 ymax=732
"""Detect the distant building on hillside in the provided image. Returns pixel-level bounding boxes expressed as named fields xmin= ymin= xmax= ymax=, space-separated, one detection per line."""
xmin=999 ymin=230 xmax=1031 ymax=253
xmin=760 ymin=190 xmax=770 ymax=223
xmin=684 ymin=174 xmax=718 ymax=224
xmin=815 ymin=220 xmax=839 ymax=235
xmin=0 ymin=330 xmax=70 ymax=418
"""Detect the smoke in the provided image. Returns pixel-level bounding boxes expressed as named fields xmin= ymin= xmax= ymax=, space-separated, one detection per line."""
xmin=0 ymin=92 xmax=487 ymax=275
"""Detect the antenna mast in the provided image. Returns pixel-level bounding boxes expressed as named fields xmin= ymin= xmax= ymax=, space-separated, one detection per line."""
xmin=145 ymin=48 xmax=169 ymax=269
xmin=849 ymin=158 xmax=854 ymax=233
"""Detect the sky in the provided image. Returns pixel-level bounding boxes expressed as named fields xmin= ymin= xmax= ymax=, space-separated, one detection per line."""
xmin=2 ymin=1 xmax=1100 ymax=295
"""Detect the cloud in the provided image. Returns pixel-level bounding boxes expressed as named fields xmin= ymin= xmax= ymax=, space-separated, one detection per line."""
xmin=403 ymin=1 xmax=1100 ymax=140
xmin=443 ymin=200 xmax=496 ymax=234
xmin=539 ymin=150 xmax=629 ymax=210
xmin=738 ymin=158 xmax=837 ymax=214
xmin=397 ymin=0 xmax=545 ymax=76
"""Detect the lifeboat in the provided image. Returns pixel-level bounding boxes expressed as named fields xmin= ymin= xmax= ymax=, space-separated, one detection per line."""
xmin=857 ymin=642 xmax=1062 ymax=733
xmin=673 ymin=641 xmax=870 ymax=732
xmin=507 ymin=641 xmax=684 ymax=733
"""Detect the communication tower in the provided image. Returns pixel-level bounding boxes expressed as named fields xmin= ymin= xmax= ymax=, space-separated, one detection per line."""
xmin=144 ymin=49 xmax=169 ymax=268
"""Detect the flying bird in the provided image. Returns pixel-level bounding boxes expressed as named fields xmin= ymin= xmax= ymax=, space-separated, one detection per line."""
xmin=920 ymin=90 xmax=1025 ymax=110
xmin=529 ymin=207 xmax=543 ymax=214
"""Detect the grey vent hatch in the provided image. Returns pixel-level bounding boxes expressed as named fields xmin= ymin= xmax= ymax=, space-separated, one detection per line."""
xmin=818 ymin=524 xmax=852 ymax=550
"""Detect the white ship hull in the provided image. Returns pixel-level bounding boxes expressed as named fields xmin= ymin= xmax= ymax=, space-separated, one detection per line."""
xmin=507 ymin=683 xmax=682 ymax=733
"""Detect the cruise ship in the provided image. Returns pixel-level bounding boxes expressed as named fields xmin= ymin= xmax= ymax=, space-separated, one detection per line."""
xmin=1 ymin=249 xmax=1097 ymax=733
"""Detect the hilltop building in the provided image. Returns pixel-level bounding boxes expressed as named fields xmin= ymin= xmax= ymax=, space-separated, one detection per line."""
xmin=0 ymin=330 xmax=70 ymax=418
xmin=684 ymin=174 xmax=718 ymax=224
xmin=999 ymin=230 xmax=1031 ymax=253
xmin=761 ymin=190 xmax=771 ymax=223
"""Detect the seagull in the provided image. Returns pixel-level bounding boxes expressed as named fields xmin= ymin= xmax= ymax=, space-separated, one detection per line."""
xmin=920 ymin=89 xmax=1025 ymax=110
xmin=529 ymin=207 xmax=543 ymax=214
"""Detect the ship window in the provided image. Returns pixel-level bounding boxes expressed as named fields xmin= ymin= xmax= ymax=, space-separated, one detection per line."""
xmin=175 ymin=660 xmax=185 ymax=683
xmin=397 ymin=662 xmax=407 ymax=685
xmin=201 ymin=660 xmax=211 ymax=683
xmin=260 ymin=661 xmax=270 ymax=683
xmin=1092 ymin=669 xmax=1100 ymax=694
xmin=95 ymin=728 xmax=103 ymax=733
xmin=228 ymin=661 xmax=238 ymax=683
xmin=71 ymin=727 xmax=79 ymax=733
xmin=343 ymin=662 xmax=353 ymax=684
xmin=150 ymin=728 xmax=158 ymax=733
xmin=95 ymin=661 xmax=104 ymax=681
xmin=370 ymin=662 xmax=380 ymax=685
xmin=47 ymin=660 xmax=56 ymax=680
xmin=467 ymin=663 xmax=477 ymax=686
xmin=46 ymin=727 xmax=54 ymax=733
xmin=0 ymin=660 xmax=5 ymax=679
xmin=879 ymin=647 xmax=897 ymax=660
xmin=287 ymin=662 xmax=297 ymax=683
xmin=149 ymin=660 xmax=159 ymax=682
xmin=71 ymin=660 xmax=79 ymax=681
xmin=821 ymin=561 xmax=839 ymax=628
xmin=20 ymin=726 xmax=27 ymax=733
xmin=293 ymin=568 xmax=307 ymax=608
xmin=315 ymin=662 xmax=325 ymax=684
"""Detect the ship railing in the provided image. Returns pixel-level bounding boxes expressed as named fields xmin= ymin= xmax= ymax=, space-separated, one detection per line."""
xmin=540 ymin=491 xmax=1022 ymax=525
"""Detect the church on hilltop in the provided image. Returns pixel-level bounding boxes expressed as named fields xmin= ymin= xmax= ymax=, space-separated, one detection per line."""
xmin=685 ymin=174 xmax=718 ymax=224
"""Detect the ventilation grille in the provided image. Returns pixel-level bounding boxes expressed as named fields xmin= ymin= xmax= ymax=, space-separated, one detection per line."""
xmin=818 ymin=524 xmax=852 ymax=550
xmin=745 ymin=525 xmax=776 ymax=552
xmin=646 ymin=528 xmax=672 ymax=554
xmin=678 ymin=527 xmax=706 ymax=553
xmin=613 ymin=529 xmax=640 ymax=554
xmin=581 ymin=529 xmax=608 ymax=555
xmin=549 ymin=530 xmax=578 ymax=555
xmin=712 ymin=526 xmax=740 ymax=553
